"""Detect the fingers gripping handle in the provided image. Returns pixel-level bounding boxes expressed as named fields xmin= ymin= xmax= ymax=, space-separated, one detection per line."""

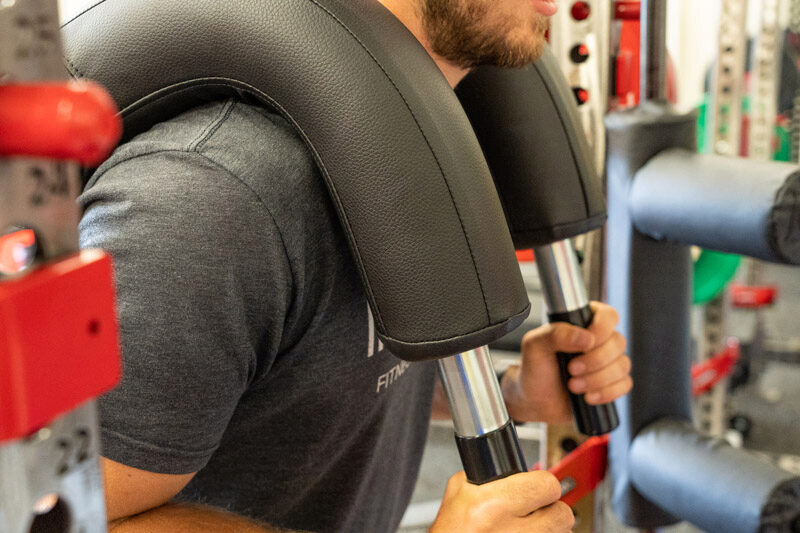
xmin=533 ymin=240 xmax=620 ymax=436
xmin=549 ymin=306 xmax=620 ymax=436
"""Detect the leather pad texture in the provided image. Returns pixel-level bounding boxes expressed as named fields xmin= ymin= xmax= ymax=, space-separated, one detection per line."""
xmin=61 ymin=0 xmax=531 ymax=361
xmin=457 ymin=47 xmax=606 ymax=248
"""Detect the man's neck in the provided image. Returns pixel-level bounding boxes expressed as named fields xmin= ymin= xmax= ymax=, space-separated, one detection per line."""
xmin=377 ymin=0 xmax=469 ymax=88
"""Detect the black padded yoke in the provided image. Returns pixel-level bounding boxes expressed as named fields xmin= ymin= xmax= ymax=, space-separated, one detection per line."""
xmin=457 ymin=48 xmax=606 ymax=248
xmin=60 ymin=0 xmax=530 ymax=361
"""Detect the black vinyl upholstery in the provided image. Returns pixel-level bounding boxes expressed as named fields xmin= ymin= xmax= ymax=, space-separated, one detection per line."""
xmin=457 ymin=48 xmax=606 ymax=247
xmin=606 ymin=103 xmax=800 ymax=532
xmin=632 ymin=148 xmax=800 ymax=264
xmin=629 ymin=419 xmax=800 ymax=533
xmin=61 ymin=0 xmax=531 ymax=360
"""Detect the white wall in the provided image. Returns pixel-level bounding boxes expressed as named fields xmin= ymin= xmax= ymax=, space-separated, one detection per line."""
xmin=666 ymin=1 xmax=721 ymax=112
xmin=666 ymin=0 xmax=783 ymax=112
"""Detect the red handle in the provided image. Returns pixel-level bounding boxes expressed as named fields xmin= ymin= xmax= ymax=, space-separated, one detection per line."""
xmin=548 ymin=436 xmax=609 ymax=507
xmin=0 ymin=81 xmax=121 ymax=166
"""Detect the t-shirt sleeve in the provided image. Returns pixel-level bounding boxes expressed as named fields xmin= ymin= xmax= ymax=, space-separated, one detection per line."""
xmin=79 ymin=149 xmax=293 ymax=474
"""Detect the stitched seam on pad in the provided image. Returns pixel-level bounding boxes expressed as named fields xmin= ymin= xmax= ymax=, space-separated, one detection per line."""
xmin=60 ymin=0 xmax=112 ymax=28
xmin=64 ymin=56 xmax=84 ymax=79
xmin=63 ymin=1 xmax=492 ymax=323
xmin=117 ymin=80 xmax=413 ymax=336
xmin=532 ymin=60 xmax=593 ymax=220
xmin=188 ymin=99 xmax=236 ymax=151
xmin=304 ymin=0 xmax=492 ymax=323
xmin=221 ymin=86 xmax=391 ymax=333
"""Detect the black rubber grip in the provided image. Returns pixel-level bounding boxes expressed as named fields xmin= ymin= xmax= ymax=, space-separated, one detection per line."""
xmin=549 ymin=307 xmax=620 ymax=436
xmin=456 ymin=420 xmax=527 ymax=484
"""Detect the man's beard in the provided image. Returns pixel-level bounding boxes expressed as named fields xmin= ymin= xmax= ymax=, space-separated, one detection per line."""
xmin=420 ymin=0 xmax=549 ymax=70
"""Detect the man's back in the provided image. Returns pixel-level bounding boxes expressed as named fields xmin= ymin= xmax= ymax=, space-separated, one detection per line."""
xmin=80 ymin=99 xmax=437 ymax=532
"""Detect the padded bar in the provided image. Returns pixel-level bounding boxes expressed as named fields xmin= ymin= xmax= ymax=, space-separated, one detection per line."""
xmin=61 ymin=0 xmax=530 ymax=360
xmin=456 ymin=48 xmax=606 ymax=248
xmin=630 ymin=419 xmax=800 ymax=533
xmin=631 ymin=149 xmax=800 ymax=264
xmin=606 ymin=104 xmax=696 ymax=528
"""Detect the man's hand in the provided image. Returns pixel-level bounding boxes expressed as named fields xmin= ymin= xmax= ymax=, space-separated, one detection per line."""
xmin=502 ymin=302 xmax=631 ymax=424
xmin=430 ymin=470 xmax=574 ymax=532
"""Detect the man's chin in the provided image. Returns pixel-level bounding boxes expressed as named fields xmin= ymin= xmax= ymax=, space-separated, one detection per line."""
xmin=422 ymin=1 xmax=548 ymax=70
xmin=483 ymin=36 xmax=546 ymax=69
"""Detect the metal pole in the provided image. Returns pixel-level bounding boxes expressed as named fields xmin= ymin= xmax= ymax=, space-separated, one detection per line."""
xmin=639 ymin=0 xmax=668 ymax=103
xmin=1 ymin=1 xmax=120 ymax=531
xmin=533 ymin=239 xmax=619 ymax=435
xmin=437 ymin=347 xmax=527 ymax=484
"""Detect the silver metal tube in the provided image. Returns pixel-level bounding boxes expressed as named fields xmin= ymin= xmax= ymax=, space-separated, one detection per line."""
xmin=533 ymin=240 xmax=590 ymax=314
xmin=640 ymin=0 xmax=668 ymax=103
xmin=437 ymin=346 xmax=509 ymax=437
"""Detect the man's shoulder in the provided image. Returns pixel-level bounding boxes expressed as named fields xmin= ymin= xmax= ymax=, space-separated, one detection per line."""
xmin=90 ymin=99 xmax=321 ymax=208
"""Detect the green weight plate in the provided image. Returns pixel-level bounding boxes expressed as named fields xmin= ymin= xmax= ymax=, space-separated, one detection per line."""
xmin=693 ymin=249 xmax=741 ymax=304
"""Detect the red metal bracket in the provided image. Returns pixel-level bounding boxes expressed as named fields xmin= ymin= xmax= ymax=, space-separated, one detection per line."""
xmin=0 ymin=250 xmax=121 ymax=442
xmin=613 ymin=2 xmax=677 ymax=109
xmin=730 ymin=283 xmax=777 ymax=308
xmin=691 ymin=339 xmax=740 ymax=397
xmin=549 ymin=435 xmax=609 ymax=506
xmin=0 ymin=81 xmax=121 ymax=166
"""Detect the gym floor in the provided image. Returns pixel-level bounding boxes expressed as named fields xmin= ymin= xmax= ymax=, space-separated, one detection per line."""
xmin=399 ymin=261 xmax=800 ymax=533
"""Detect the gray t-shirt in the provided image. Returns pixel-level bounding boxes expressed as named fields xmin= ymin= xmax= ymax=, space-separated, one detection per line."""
xmin=79 ymin=99 xmax=438 ymax=532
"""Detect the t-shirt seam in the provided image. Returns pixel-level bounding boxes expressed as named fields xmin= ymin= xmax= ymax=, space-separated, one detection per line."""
xmin=186 ymin=150 xmax=298 ymax=384
xmin=88 ymin=146 xmax=295 ymax=383
xmin=189 ymin=98 xmax=237 ymax=152
xmin=186 ymin=150 xmax=296 ymax=302
xmin=91 ymin=148 xmax=296 ymax=302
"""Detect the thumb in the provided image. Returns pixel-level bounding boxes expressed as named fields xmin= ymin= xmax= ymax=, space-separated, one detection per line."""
xmin=522 ymin=322 xmax=595 ymax=357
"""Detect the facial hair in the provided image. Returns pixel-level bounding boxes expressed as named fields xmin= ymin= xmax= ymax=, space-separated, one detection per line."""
xmin=420 ymin=0 xmax=549 ymax=69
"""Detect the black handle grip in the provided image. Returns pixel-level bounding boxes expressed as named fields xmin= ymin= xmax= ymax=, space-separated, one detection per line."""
xmin=549 ymin=306 xmax=620 ymax=436
xmin=456 ymin=420 xmax=527 ymax=484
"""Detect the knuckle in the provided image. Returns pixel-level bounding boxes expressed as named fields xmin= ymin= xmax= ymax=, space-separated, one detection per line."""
xmin=521 ymin=327 xmax=544 ymax=350
xmin=608 ymin=358 xmax=628 ymax=380
xmin=445 ymin=472 xmax=465 ymax=494
xmin=614 ymin=331 xmax=628 ymax=350
xmin=531 ymin=501 xmax=575 ymax=532
xmin=608 ymin=305 xmax=620 ymax=326
xmin=546 ymin=322 xmax=564 ymax=337
xmin=614 ymin=331 xmax=627 ymax=352
xmin=532 ymin=471 xmax=563 ymax=502
xmin=592 ymin=388 xmax=611 ymax=404
xmin=468 ymin=499 xmax=502 ymax=528
xmin=601 ymin=377 xmax=633 ymax=402
xmin=553 ymin=324 xmax=576 ymax=348
xmin=554 ymin=501 xmax=576 ymax=529
xmin=579 ymin=347 xmax=597 ymax=362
